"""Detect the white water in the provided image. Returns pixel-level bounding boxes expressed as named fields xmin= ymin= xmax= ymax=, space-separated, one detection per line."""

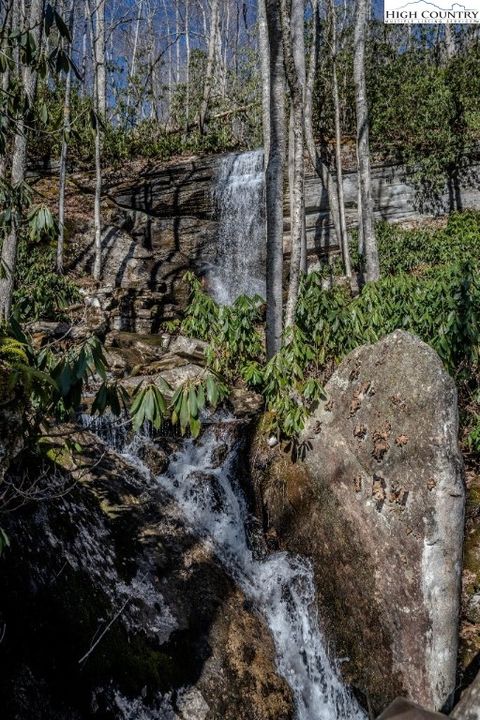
xmin=85 ymin=414 xmax=365 ymax=720
xmin=208 ymin=150 xmax=266 ymax=304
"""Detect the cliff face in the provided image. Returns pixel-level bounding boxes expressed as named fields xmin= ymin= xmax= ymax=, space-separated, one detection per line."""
xmin=68 ymin=153 xmax=480 ymax=334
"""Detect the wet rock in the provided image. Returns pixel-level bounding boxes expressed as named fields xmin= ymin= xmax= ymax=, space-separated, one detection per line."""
xmin=229 ymin=387 xmax=264 ymax=417
xmin=377 ymin=698 xmax=447 ymax=719
xmin=253 ymin=330 xmax=465 ymax=713
xmin=451 ymin=669 xmax=480 ymax=719
xmin=0 ymin=426 xmax=293 ymax=720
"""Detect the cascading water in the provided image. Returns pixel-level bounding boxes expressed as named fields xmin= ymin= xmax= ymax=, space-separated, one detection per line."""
xmin=208 ymin=150 xmax=266 ymax=304
xmin=84 ymin=413 xmax=365 ymax=720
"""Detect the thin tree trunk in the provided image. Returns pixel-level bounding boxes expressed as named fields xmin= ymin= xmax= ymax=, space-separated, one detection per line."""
xmin=329 ymin=0 xmax=351 ymax=277
xmin=354 ymin=0 xmax=379 ymax=281
xmin=89 ymin=0 xmax=104 ymax=281
xmin=444 ymin=24 xmax=455 ymax=59
xmin=304 ymin=0 xmax=343 ymax=255
xmin=280 ymin=0 xmax=305 ymax=328
xmin=265 ymin=0 xmax=285 ymax=357
xmin=161 ymin=0 xmax=173 ymax=125
xmin=0 ymin=0 xmax=44 ymax=322
xmin=185 ymin=0 xmax=191 ymax=126
xmin=0 ymin=4 xmax=13 ymax=180
xmin=127 ymin=0 xmax=144 ymax=113
xmin=57 ymin=0 xmax=75 ymax=274
xmin=258 ymin=0 xmax=270 ymax=158
xmin=95 ymin=0 xmax=106 ymax=117
xmin=198 ymin=0 xmax=220 ymax=134
xmin=81 ymin=0 xmax=89 ymax=94
xmin=175 ymin=0 xmax=181 ymax=85
xmin=291 ymin=0 xmax=306 ymax=274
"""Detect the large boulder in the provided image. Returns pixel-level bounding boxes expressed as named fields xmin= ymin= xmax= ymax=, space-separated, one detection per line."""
xmin=0 ymin=426 xmax=293 ymax=720
xmin=253 ymin=330 xmax=465 ymax=714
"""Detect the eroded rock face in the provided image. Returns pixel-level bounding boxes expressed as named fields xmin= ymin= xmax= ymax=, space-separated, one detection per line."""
xmin=0 ymin=428 xmax=293 ymax=720
xmin=253 ymin=330 xmax=464 ymax=713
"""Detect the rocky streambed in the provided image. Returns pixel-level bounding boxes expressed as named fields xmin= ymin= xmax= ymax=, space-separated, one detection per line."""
xmin=0 ymin=330 xmax=476 ymax=719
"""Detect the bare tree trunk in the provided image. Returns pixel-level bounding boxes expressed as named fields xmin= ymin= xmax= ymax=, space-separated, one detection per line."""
xmin=89 ymin=0 xmax=104 ymax=281
xmin=291 ymin=0 xmax=306 ymax=274
xmin=81 ymin=0 xmax=89 ymax=94
xmin=175 ymin=0 xmax=181 ymax=85
xmin=0 ymin=0 xmax=44 ymax=321
xmin=57 ymin=0 xmax=75 ymax=274
xmin=258 ymin=0 xmax=270 ymax=157
xmin=353 ymin=0 xmax=379 ymax=282
xmin=185 ymin=0 xmax=191 ymax=126
xmin=95 ymin=0 xmax=106 ymax=118
xmin=329 ymin=0 xmax=351 ymax=277
xmin=198 ymin=0 xmax=220 ymax=134
xmin=281 ymin=0 xmax=305 ymax=327
xmin=0 ymin=4 xmax=14 ymax=180
xmin=265 ymin=0 xmax=285 ymax=357
xmin=161 ymin=0 xmax=173 ymax=125
xmin=304 ymin=0 xmax=343 ymax=254
xmin=127 ymin=0 xmax=144 ymax=113
xmin=444 ymin=24 xmax=456 ymax=59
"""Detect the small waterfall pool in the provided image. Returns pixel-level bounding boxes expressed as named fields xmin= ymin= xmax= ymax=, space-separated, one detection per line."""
xmin=208 ymin=150 xmax=266 ymax=305
xmin=84 ymin=414 xmax=365 ymax=720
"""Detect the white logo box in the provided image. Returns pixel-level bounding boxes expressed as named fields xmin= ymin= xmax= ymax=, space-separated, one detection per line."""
xmin=384 ymin=0 xmax=480 ymax=23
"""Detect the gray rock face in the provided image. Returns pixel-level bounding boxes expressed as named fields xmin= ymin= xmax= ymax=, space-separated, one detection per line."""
xmin=256 ymin=330 xmax=465 ymax=713
xmin=71 ymin=154 xmax=480 ymax=333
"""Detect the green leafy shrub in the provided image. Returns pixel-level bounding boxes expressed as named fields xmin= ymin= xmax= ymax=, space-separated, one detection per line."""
xmin=128 ymin=374 xmax=228 ymax=438
xmin=13 ymin=242 xmax=80 ymax=321
xmin=177 ymin=212 xmax=480 ymax=438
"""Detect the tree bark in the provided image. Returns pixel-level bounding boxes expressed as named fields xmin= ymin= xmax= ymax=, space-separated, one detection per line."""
xmin=185 ymin=0 xmax=191 ymax=126
xmin=198 ymin=0 xmax=220 ymax=134
xmin=94 ymin=0 xmax=106 ymax=118
xmin=281 ymin=0 xmax=305 ymax=328
xmin=444 ymin=24 xmax=456 ymax=60
xmin=57 ymin=0 xmax=75 ymax=274
xmin=304 ymin=0 xmax=343 ymax=257
xmin=127 ymin=0 xmax=144 ymax=113
xmin=89 ymin=0 xmax=104 ymax=281
xmin=0 ymin=0 xmax=44 ymax=322
xmin=289 ymin=0 xmax=306 ymax=274
xmin=265 ymin=0 xmax=285 ymax=357
xmin=354 ymin=0 xmax=379 ymax=282
xmin=258 ymin=0 xmax=270 ymax=159
xmin=329 ymin=0 xmax=351 ymax=277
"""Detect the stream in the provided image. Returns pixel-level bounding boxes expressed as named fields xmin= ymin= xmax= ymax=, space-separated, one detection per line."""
xmin=85 ymin=414 xmax=365 ymax=720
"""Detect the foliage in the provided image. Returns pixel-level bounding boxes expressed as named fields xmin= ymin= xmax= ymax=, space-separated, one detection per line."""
xmin=13 ymin=241 xmax=80 ymax=321
xmin=371 ymin=212 xmax=480 ymax=276
xmin=129 ymin=374 xmax=228 ymax=438
xmin=178 ymin=212 xmax=480 ymax=438
xmin=314 ymin=22 xmax=480 ymax=210
xmin=170 ymin=376 xmax=228 ymax=437
xmin=181 ymin=272 xmax=263 ymax=380
xmin=130 ymin=379 xmax=170 ymax=432
xmin=467 ymin=415 xmax=480 ymax=453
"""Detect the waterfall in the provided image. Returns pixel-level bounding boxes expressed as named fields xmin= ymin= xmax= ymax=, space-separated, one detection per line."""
xmin=85 ymin=414 xmax=365 ymax=720
xmin=208 ymin=150 xmax=266 ymax=304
